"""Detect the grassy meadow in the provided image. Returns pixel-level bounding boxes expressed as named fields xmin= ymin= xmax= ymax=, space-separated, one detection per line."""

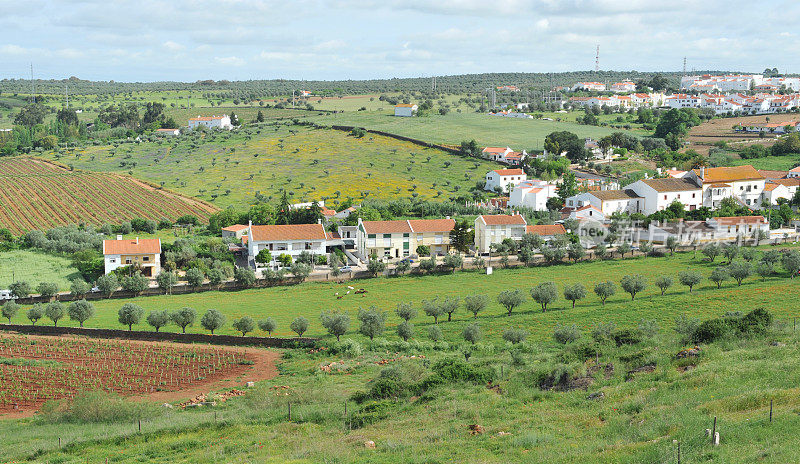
xmin=0 ymin=250 xmax=84 ymax=290
xmin=40 ymin=124 xmax=499 ymax=209
xmin=729 ymin=154 xmax=800 ymax=171
xmin=1 ymin=248 xmax=799 ymax=462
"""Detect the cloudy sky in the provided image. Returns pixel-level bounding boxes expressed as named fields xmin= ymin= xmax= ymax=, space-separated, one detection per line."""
xmin=1 ymin=0 xmax=798 ymax=82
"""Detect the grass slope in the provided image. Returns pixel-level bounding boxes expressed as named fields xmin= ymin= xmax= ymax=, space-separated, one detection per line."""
xmin=43 ymin=125 xmax=499 ymax=209
xmin=0 ymin=250 xmax=84 ymax=290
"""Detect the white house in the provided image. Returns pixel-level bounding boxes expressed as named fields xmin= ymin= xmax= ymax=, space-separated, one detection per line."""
xmin=611 ymin=81 xmax=636 ymax=93
xmin=247 ymin=223 xmax=329 ymax=267
xmin=474 ymin=214 xmax=527 ymax=254
xmin=356 ymin=218 xmax=455 ymax=259
xmin=188 ymin=115 xmax=233 ymax=130
xmin=394 ymin=104 xmax=418 ymax=117
xmin=762 ymin=181 xmax=794 ymax=205
xmin=686 ymin=165 xmax=767 ymax=209
xmin=221 ymin=224 xmax=248 ymax=239
xmin=625 ymin=178 xmax=703 ymax=215
xmin=481 ymin=146 xmax=527 ymax=165
xmin=788 ymin=166 xmax=800 ymax=178
xmin=103 ymin=236 xmax=162 ymax=277
xmin=565 ymin=189 xmax=644 ymax=216
xmin=647 ymin=216 xmax=769 ymax=245
xmin=526 ymin=224 xmax=567 ymax=241
xmin=155 ymin=128 xmax=180 ymax=136
xmin=485 ymin=168 xmax=527 ymax=192
xmin=571 ymin=82 xmax=606 ymax=92
xmin=509 ymin=179 xmax=558 ymax=210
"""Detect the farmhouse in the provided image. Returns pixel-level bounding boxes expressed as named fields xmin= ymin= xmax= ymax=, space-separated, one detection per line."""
xmin=611 ymin=81 xmax=636 ymax=93
xmin=103 ymin=236 xmax=162 ymax=277
xmin=155 ymin=128 xmax=180 ymax=136
xmin=647 ymin=216 xmax=770 ymax=244
xmin=484 ymin=168 xmax=527 ymax=192
xmin=509 ymin=179 xmax=558 ymax=210
xmin=571 ymin=82 xmax=606 ymax=92
xmin=188 ymin=115 xmax=233 ymax=130
xmin=394 ymin=104 xmax=418 ymax=117
xmin=565 ymin=189 xmax=644 ymax=215
xmin=625 ymin=177 xmax=703 ymax=215
xmin=480 ymin=147 xmax=527 ymax=165
xmin=247 ymin=223 xmax=329 ymax=267
xmin=686 ymin=165 xmax=766 ymax=209
xmin=356 ymin=218 xmax=456 ymax=259
xmin=474 ymin=214 xmax=527 ymax=254
xmin=526 ymin=224 xmax=566 ymax=241
xmin=221 ymin=224 xmax=248 ymax=239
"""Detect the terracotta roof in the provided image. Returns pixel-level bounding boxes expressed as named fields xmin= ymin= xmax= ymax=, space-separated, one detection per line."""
xmin=408 ymin=218 xmax=456 ymax=233
xmin=361 ymin=220 xmax=413 ymax=234
xmin=711 ymin=216 xmax=768 ymax=225
xmin=103 ymin=238 xmax=161 ymax=255
xmin=492 ymin=169 xmax=525 ymax=176
xmin=772 ymin=178 xmax=800 ymax=187
xmin=758 ymin=169 xmax=789 ymax=180
xmin=641 ymin=178 xmax=701 ymax=193
xmin=708 ymin=183 xmax=731 ymax=188
xmin=764 ymin=182 xmax=780 ymax=192
xmin=222 ymin=224 xmax=248 ymax=232
xmin=790 ymin=166 xmax=800 ymax=173
xmin=526 ymin=224 xmax=566 ymax=236
xmin=693 ymin=165 xmax=765 ymax=183
xmin=479 ymin=214 xmax=526 ymax=226
xmin=250 ymin=224 xmax=327 ymax=241
xmin=482 ymin=147 xmax=510 ymax=153
xmin=155 ymin=128 xmax=178 ymax=132
xmin=591 ymin=189 xmax=642 ymax=201
xmin=395 ymin=104 xmax=417 ymax=108
xmin=320 ymin=206 xmax=337 ymax=216
xmin=575 ymin=204 xmax=602 ymax=212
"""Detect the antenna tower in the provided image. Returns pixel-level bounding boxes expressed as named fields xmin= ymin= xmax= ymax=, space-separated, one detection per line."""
xmin=30 ymin=63 xmax=36 ymax=103
xmin=595 ymin=45 xmax=600 ymax=72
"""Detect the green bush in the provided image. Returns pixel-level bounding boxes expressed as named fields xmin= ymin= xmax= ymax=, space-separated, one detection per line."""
xmin=431 ymin=358 xmax=493 ymax=384
xmin=40 ymin=390 xmax=159 ymax=423
xmin=350 ymin=400 xmax=395 ymax=429
xmin=612 ymin=328 xmax=642 ymax=346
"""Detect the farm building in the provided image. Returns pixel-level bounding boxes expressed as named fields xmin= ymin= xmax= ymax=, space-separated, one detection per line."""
xmin=394 ymin=104 xmax=418 ymax=117
xmin=188 ymin=115 xmax=233 ymax=130
xmin=103 ymin=236 xmax=162 ymax=277
xmin=474 ymin=214 xmax=527 ymax=254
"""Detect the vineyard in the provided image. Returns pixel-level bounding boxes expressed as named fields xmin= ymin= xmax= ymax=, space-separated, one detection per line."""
xmin=0 ymin=157 xmax=218 ymax=235
xmin=0 ymin=334 xmax=259 ymax=413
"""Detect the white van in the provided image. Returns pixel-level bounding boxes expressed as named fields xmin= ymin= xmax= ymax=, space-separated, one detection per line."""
xmin=0 ymin=290 xmax=17 ymax=301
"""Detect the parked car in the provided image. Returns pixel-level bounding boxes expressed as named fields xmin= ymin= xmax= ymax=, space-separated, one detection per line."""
xmin=399 ymin=258 xmax=415 ymax=264
xmin=0 ymin=289 xmax=17 ymax=301
xmin=339 ymin=266 xmax=352 ymax=272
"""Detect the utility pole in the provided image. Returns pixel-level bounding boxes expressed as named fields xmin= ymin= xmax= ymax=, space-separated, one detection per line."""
xmin=30 ymin=63 xmax=35 ymax=103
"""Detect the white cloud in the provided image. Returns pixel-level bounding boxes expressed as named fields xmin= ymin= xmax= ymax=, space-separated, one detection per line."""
xmin=163 ymin=41 xmax=185 ymax=51
xmin=214 ymin=56 xmax=246 ymax=66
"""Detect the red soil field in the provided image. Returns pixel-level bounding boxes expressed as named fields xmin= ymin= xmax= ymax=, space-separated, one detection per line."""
xmin=0 ymin=333 xmax=278 ymax=416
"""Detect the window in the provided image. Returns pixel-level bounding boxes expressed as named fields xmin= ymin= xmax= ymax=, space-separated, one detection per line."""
xmin=692 ymin=193 xmax=696 ymax=198
xmin=664 ymin=195 xmax=667 ymax=200
xmin=142 ymin=256 xmax=149 ymax=262
xmin=110 ymin=259 xmax=116 ymax=264
xmin=125 ymin=258 xmax=132 ymax=264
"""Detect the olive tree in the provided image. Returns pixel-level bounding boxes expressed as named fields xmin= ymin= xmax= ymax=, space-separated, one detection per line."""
xmin=185 ymin=268 xmax=205 ymax=289
xmin=395 ymin=302 xmax=417 ymax=321
xmin=782 ymin=249 xmax=800 ymax=278
xmin=290 ymin=316 xmax=309 ymax=337
xmin=96 ymin=274 xmax=119 ymax=298
xmin=617 ymin=242 xmax=632 ymax=257
xmin=234 ymin=267 xmax=257 ymax=288
xmin=462 ymin=323 xmax=483 ymax=345
xmin=70 ymin=279 xmax=90 ymax=298
xmin=678 ymin=270 xmax=703 ymax=293
xmin=702 ymin=243 xmax=721 ymax=262
xmin=666 ymin=235 xmax=679 ymax=255
xmin=497 ymin=289 xmax=526 ymax=316
xmin=45 ymin=301 xmax=66 ymax=326
xmin=68 ymin=300 xmax=95 ymax=327
xmin=594 ymin=281 xmax=616 ymax=305
xmin=36 ymin=282 xmax=59 ymax=299
xmin=654 ymin=275 xmax=673 ymax=295
xmin=201 ymin=309 xmax=226 ymax=334
xmin=722 ymin=243 xmax=739 ymax=264
xmin=157 ymin=271 xmax=179 ymax=294
xmin=258 ymin=317 xmax=277 ymax=336
xmin=121 ymin=273 xmax=149 ymax=295
xmin=709 ymin=266 xmax=730 ymax=289
xmin=233 ymin=316 xmax=256 ymax=336
xmin=440 ymin=296 xmax=460 ymax=322
xmin=171 ymin=307 xmax=196 ymax=333
xmin=531 ymin=282 xmax=558 ymax=311
xmin=728 ymin=261 xmax=751 ymax=286
xmin=620 ymin=274 xmax=646 ymax=300
xmin=2 ymin=301 xmax=20 ymax=323
xmin=146 ymin=309 xmax=171 ymax=332
xmin=118 ymin=303 xmax=145 ymax=330
xmin=422 ymin=298 xmax=444 ymax=324
xmin=563 ymin=283 xmax=586 ymax=308
xmin=397 ymin=320 xmax=414 ymax=341
xmin=26 ymin=304 xmax=45 ymax=325
xmin=9 ymin=281 xmax=31 ymax=299
xmin=357 ymin=307 xmax=386 ymax=340
xmin=320 ymin=311 xmax=349 ymax=341
xmin=464 ymin=294 xmax=488 ymax=319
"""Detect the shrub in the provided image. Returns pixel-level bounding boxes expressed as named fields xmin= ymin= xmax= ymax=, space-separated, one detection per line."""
xmin=462 ymin=323 xmax=482 ymax=344
xmin=233 ymin=316 xmax=256 ymax=336
xmin=612 ymin=328 xmax=642 ymax=346
xmin=320 ymin=311 xmax=349 ymax=341
xmin=290 ymin=316 xmax=309 ymax=337
xmin=427 ymin=325 xmax=442 ymax=342
xmin=258 ymin=317 xmax=277 ymax=336
xmin=40 ymin=390 xmax=159 ymax=424
xmin=502 ymin=327 xmax=529 ymax=344
xmin=432 ymin=358 xmax=493 ymax=383
xmin=638 ymin=319 xmax=659 ymax=339
xmin=553 ymin=323 xmax=581 ymax=344
xmin=591 ymin=322 xmax=617 ymax=343
xmin=674 ymin=314 xmax=699 ymax=344
xmin=171 ymin=307 xmax=196 ymax=333
xmin=201 ymin=309 xmax=226 ymax=334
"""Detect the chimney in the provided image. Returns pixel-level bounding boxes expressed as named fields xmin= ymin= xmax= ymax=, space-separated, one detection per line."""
xmin=116 ymin=235 xmax=122 ymax=241
xmin=318 ymin=219 xmax=322 ymax=225
xmin=701 ymin=166 xmax=705 ymax=181
xmin=136 ymin=237 xmax=139 ymax=245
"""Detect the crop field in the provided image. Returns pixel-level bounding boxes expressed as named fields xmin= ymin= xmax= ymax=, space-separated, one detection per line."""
xmin=302 ymin=110 xmax=636 ymax=150
xmin=686 ymin=114 xmax=799 ymax=156
xmin=0 ymin=334 xmax=264 ymax=414
xmin=43 ymin=125 xmax=500 ymax=208
xmin=0 ymin=157 xmax=217 ymax=235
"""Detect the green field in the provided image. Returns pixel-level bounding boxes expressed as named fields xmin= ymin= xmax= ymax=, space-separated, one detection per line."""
xmin=3 ymin=248 xmax=797 ymax=338
xmin=2 ymin=247 xmax=800 ymax=463
xmin=41 ymin=125 xmax=500 ymax=209
xmin=730 ymin=154 xmax=800 ymax=171
xmin=303 ymin=110 xmax=639 ymax=151
xmin=0 ymin=250 xmax=84 ymax=290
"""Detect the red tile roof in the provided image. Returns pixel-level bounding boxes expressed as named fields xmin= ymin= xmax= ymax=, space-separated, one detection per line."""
xmin=693 ymin=165 xmax=765 ymax=183
xmin=408 ymin=218 xmax=456 ymax=233
xmin=222 ymin=224 xmax=248 ymax=232
xmin=250 ymin=224 xmax=327 ymax=241
xmin=361 ymin=220 xmax=413 ymax=234
xmin=712 ymin=216 xmax=768 ymax=225
xmin=479 ymin=214 xmax=526 ymax=226
xmin=526 ymin=224 xmax=566 ymax=236
xmin=492 ymin=169 xmax=525 ymax=176
xmin=103 ymin=238 xmax=161 ymax=255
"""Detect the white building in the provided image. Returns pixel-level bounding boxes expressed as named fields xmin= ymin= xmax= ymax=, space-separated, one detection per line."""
xmin=474 ymin=214 xmax=527 ymax=254
xmin=188 ymin=115 xmax=233 ymax=130
xmin=155 ymin=128 xmax=180 ymax=136
xmin=247 ymin=223 xmax=329 ymax=268
xmin=611 ymin=81 xmax=636 ymax=93
xmin=565 ymin=189 xmax=645 ymax=216
xmin=509 ymin=180 xmax=558 ymax=210
xmin=686 ymin=165 xmax=767 ymax=209
xmin=485 ymin=168 xmax=527 ymax=192
xmin=647 ymin=216 xmax=770 ymax=244
xmin=481 ymin=146 xmax=527 ymax=165
xmin=571 ymin=82 xmax=606 ymax=92
xmin=681 ymin=74 xmax=762 ymax=92
xmin=625 ymin=177 xmax=703 ymax=215
xmin=394 ymin=104 xmax=418 ymax=117
xmin=788 ymin=166 xmax=800 ymax=178
xmin=103 ymin=236 xmax=162 ymax=277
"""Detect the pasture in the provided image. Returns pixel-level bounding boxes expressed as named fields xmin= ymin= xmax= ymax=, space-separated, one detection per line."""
xmin=42 ymin=125 xmax=500 ymax=209
xmin=0 ymin=157 xmax=217 ymax=235
xmin=0 ymin=250 xmax=84 ymax=291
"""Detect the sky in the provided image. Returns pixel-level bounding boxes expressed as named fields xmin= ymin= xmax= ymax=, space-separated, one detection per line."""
xmin=1 ymin=0 xmax=799 ymax=82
